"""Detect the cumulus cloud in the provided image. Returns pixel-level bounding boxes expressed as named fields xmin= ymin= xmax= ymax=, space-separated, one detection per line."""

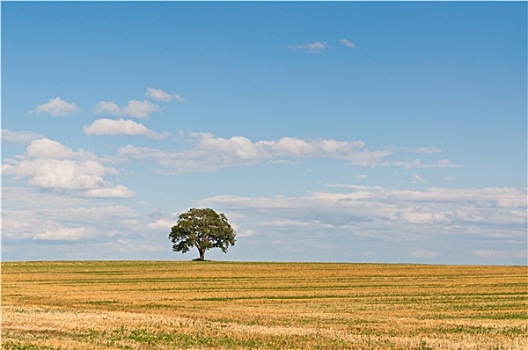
xmin=94 ymin=99 xmax=161 ymax=119
xmin=146 ymin=87 xmax=185 ymax=102
xmin=288 ymin=41 xmax=330 ymax=53
xmin=94 ymin=101 xmax=122 ymax=116
xmin=83 ymin=118 xmax=168 ymax=139
xmin=33 ymin=97 xmax=80 ymax=117
xmin=2 ymin=129 xmax=44 ymax=144
xmin=118 ymin=132 xmax=391 ymax=174
xmin=339 ymin=38 xmax=355 ymax=49
xmin=124 ymin=99 xmax=161 ymax=118
xmin=2 ymin=138 xmax=134 ymax=198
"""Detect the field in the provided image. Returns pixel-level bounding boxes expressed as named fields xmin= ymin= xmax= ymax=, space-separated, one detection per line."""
xmin=1 ymin=261 xmax=527 ymax=349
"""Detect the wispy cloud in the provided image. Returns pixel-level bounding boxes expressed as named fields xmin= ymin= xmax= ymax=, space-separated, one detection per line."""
xmin=94 ymin=99 xmax=161 ymax=119
xmin=339 ymin=38 xmax=355 ymax=49
xmin=288 ymin=41 xmax=330 ymax=54
xmin=117 ymin=131 xmax=456 ymax=174
xmin=414 ymin=147 xmax=442 ymax=154
xmin=146 ymin=87 xmax=185 ymax=102
xmin=1 ymin=129 xmax=44 ymax=144
xmin=118 ymin=131 xmax=391 ymax=174
xmin=84 ymin=185 xmax=135 ymax=198
xmin=2 ymin=187 xmax=140 ymax=243
xmin=84 ymin=118 xmax=168 ymax=139
xmin=200 ymin=185 xmax=527 ymax=245
xmin=33 ymin=97 xmax=80 ymax=117
xmin=2 ymin=138 xmax=134 ymax=198
xmin=388 ymin=158 xmax=460 ymax=169
xmin=411 ymin=172 xmax=428 ymax=184
xmin=288 ymin=39 xmax=355 ymax=53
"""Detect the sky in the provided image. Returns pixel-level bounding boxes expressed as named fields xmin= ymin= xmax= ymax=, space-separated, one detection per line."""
xmin=1 ymin=1 xmax=526 ymax=264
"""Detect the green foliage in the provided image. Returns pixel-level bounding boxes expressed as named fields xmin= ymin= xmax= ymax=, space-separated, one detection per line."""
xmin=169 ymin=208 xmax=236 ymax=261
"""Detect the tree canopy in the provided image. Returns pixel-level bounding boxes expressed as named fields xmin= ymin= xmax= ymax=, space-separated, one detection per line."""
xmin=169 ymin=208 xmax=236 ymax=261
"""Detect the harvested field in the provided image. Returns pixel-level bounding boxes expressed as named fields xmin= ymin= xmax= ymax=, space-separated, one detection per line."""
xmin=1 ymin=261 xmax=527 ymax=349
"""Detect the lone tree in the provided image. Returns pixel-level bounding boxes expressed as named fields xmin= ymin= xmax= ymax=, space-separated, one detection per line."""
xmin=169 ymin=208 xmax=236 ymax=261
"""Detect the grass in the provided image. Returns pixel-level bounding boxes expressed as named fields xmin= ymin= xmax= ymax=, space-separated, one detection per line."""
xmin=1 ymin=261 xmax=527 ymax=349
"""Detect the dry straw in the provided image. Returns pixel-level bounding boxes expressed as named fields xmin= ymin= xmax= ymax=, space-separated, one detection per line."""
xmin=2 ymin=261 xmax=526 ymax=349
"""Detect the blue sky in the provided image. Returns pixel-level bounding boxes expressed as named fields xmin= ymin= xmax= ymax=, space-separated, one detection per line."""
xmin=2 ymin=1 xmax=526 ymax=264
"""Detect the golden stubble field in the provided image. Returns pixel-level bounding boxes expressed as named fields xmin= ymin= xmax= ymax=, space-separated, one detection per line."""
xmin=1 ymin=261 xmax=527 ymax=349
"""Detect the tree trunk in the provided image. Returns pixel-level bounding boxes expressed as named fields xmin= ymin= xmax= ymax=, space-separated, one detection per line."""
xmin=198 ymin=248 xmax=205 ymax=261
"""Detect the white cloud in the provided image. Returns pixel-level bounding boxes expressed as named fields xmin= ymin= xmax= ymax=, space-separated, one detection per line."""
xmin=2 ymin=187 xmax=142 ymax=243
xmin=2 ymin=138 xmax=133 ymax=198
xmin=339 ymin=38 xmax=355 ymax=49
xmin=34 ymin=227 xmax=89 ymax=241
xmin=288 ymin=41 xmax=330 ymax=54
xmin=94 ymin=101 xmax=122 ymax=116
xmin=2 ymin=211 xmax=96 ymax=242
xmin=23 ymin=138 xmax=85 ymax=160
xmin=33 ymin=97 xmax=80 ymax=117
xmin=384 ymin=187 xmax=527 ymax=209
xmin=94 ymin=99 xmax=161 ymax=119
xmin=83 ymin=118 xmax=168 ymax=139
xmin=436 ymin=159 xmax=457 ymax=167
xmin=388 ymin=158 xmax=460 ymax=169
xmin=146 ymin=87 xmax=185 ymax=102
xmin=235 ymin=228 xmax=256 ymax=238
xmin=147 ymin=218 xmax=176 ymax=231
xmin=84 ymin=185 xmax=135 ymax=198
xmin=118 ymin=131 xmax=456 ymax=174
xmin=412 ymin=173 xmax=428 ymax=184
xmin=401 ymin=206 xmax=446 ymax=224
xmin=118 ymin=131 xmax=391 ymax=174
xmin=124 ymin=99 xmax=161 ymax=119
xmin=1 ymin=129 xmax=44 ymax=144
xmin=415 ymin=147 xmax=442 ymax=154
xmin=199 ymin=185 xmax=527 ymax=242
